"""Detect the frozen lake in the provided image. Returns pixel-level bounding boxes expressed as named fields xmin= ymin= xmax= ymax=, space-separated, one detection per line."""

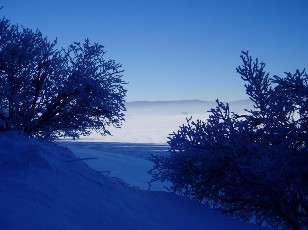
xmin=58 ymin=100 xmax=252 ymax=190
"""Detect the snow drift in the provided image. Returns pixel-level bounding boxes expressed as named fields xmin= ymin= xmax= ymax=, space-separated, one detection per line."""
xmin=0 ymin=132 xmax=267 ymax=229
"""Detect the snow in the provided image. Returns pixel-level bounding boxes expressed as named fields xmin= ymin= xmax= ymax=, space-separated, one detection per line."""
xmin=0 ymin=100 xmax=268 ymax=229
xmin=59 ymin=100 xmax=254 ymax=190
xmin=58 ymin=142 xmax=170 ymax=191
xmin=77 ymin=100 xmax=253 ymax=143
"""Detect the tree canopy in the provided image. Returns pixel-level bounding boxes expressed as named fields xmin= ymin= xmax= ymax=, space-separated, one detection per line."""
xmin=150 ymin=51 xmax=308 ymax=230
xmin=0 ymin=17 xmax=127 ymax=140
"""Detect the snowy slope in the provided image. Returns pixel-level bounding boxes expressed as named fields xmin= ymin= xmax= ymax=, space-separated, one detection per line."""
xmin=58 ymin=141 xmax=170 ymax=191
xmin=0 ymin=132 xmax=268 ymax=229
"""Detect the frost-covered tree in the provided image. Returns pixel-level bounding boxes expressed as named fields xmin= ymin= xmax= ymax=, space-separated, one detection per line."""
xmin=150 ymin=51 xmax=308 ymax=230
xmin=0 ymin=17 xmax=127 ymax=140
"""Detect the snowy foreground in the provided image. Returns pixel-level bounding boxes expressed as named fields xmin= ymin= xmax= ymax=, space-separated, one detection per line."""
xmin=0 ymin=100 xmax=269 ymax=229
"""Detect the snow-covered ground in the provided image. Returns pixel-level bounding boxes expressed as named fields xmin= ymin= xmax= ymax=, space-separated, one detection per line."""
xmin=0 ymin=100 xmax=269 ymax=229
xmin=58 ymin=141 xmax=170 ymax=191
xmin=60 ymin=100 xmax=254 ymax=190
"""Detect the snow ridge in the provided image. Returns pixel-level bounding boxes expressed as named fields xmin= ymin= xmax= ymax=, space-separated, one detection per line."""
xmin=0 ymin=132 xmax=267 ymax=229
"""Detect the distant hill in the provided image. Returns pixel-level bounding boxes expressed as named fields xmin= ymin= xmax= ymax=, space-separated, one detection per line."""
xmin=126 ymin=99 xmax=251 ymax=105
xmin=125 ymin=99 xmax=253 ymax=115
xmin=126 ymin=99 xmax=213 ymax=107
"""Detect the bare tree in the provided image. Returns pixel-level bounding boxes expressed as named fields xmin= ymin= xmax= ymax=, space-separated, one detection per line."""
xmin=0 ymin=17 xmax=127 ymax=140
xmin=150 ymin=51 xmax=308 ymax=230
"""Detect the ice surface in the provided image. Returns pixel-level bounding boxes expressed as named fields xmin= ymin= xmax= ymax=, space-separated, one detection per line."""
xmin=76 ymin=100 xmax=252 ymax=143
xmin=60 ymin=100 xmax=253 ymax=190
xmin=59 ymin=141 xmax=171 ymax=191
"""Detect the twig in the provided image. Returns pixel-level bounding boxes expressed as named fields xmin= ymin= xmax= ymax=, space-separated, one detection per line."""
xmin=97 ymin=170 xmax=111 ymax=177
xmin=68 ymin=157 xmax=98 ymax=162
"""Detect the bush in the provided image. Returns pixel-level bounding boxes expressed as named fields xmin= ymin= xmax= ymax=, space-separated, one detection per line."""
xmin=150 ymin=51 xmax=308 ymax=229
xmin=0 ymin=17 xmax=127 ymax=140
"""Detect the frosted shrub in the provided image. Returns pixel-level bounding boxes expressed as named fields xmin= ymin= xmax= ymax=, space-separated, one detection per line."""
xmin=150 ymin=52 xmax=308 ymax=230
xmin=0 ymin=18 xmax=126 ymax=140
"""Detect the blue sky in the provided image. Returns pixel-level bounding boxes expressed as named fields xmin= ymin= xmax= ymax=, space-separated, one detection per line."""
xmin=1 ymin=0 xmax=308 ymax=102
